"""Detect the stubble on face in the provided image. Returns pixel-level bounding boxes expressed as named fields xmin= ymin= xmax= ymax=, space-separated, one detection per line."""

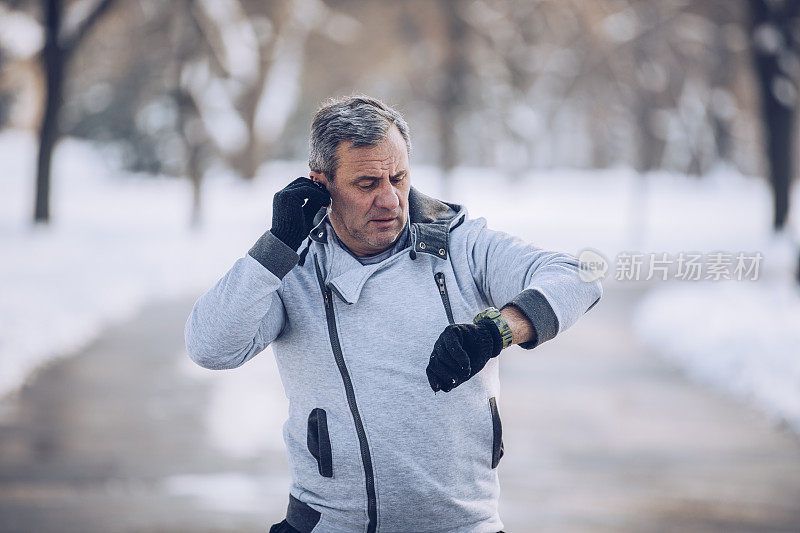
xmin=315 ymin=126 xmax=410 ymax=257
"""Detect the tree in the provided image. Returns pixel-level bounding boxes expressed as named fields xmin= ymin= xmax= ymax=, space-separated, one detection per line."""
xmin=748 ymin=0 xmax=800 ymax=231
xmin=437 ymin=0 xmax=469 ymax=197
xmin=170 ymin=0 xmax=330 ymax=227
xmin=34 ymin=0 xmax=116 ymax=223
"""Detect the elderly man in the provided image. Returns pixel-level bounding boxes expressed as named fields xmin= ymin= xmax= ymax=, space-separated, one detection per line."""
xmin=185 ymin=96 xmax=602 ymax=533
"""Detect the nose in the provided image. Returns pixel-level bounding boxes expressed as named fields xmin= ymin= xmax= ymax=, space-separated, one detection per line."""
xmin=373 ymin=178 xmax=400 ymax=211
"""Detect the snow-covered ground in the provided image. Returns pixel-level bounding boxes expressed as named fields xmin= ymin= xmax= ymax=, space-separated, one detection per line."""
xmin=0 ymin=131 xmax=286 ymax=401
xmin=634 ymin=278 xmax=800 ymax=432
xmin=2 ymin=129 xmax=800 ymax=453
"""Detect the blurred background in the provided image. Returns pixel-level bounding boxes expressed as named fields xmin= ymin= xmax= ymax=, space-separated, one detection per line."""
xmin=1 ymin=0 xmax=799 ymax=531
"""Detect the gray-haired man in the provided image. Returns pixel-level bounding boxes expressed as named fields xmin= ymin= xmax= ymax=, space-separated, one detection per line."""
xmin=185 ymin=95 xmax=603 ymax=532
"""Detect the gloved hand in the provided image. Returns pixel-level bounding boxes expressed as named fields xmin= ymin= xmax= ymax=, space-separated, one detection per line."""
xmin=426 ymin=318 xmax=503 ymax=392
xmin=270 ymin=177 xmax=331 ymax=250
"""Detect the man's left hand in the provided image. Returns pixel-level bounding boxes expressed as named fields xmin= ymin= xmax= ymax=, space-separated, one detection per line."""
xmin=426 ymin=319 xmax=503 ymax=392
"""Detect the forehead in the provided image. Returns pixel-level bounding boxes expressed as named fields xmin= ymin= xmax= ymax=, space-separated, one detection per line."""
xmin=336 ymin=125 xmax=409 ymax=179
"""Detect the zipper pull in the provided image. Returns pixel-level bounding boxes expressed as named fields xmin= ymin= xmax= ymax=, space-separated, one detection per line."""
xmin=435 ymin=272 xmax=446 ymax=294
xmin=409 ymin=225 xmax=418 ymax=260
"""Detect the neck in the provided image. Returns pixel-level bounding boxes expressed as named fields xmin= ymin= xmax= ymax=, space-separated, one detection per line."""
xmin=330 ymin=224 xmax=393 ymax=258
xmin=327 ymin=214 xmax=405 ymax=258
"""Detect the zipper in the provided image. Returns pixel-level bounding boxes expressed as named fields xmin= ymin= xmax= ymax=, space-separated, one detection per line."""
xmin=313 ymin=255 xmax=377 ymax=533
xmin=434 ymin=272 xmax=455 ymax=325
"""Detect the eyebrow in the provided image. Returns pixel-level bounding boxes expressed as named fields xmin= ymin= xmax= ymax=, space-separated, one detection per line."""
xmin=355 ymin=171 xmax=407 ymax=182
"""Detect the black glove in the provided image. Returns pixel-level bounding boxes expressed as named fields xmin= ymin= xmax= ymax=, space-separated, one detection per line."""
xmin=426 ymin=318 xmax=503 ymax=392
xmin=270 ymin=177 xmax=331 ymax=250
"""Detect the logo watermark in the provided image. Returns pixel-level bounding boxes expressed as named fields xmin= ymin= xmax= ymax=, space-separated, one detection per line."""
xmin=577 ymin=249 xmax=763 ymax=282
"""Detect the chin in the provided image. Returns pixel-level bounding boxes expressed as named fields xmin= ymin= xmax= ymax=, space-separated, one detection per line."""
xmin=369 ymin=235 xmax=395 ymax=247
xmin=368 ymin=228 xmax=401 ymax=247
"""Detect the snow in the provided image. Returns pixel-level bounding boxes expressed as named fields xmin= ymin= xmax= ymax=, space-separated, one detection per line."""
xmin=176 ymin=347 xmax=288 ymax=459
xmin=162 ymin=470 xmax=289 ymax=514
xmin=182 ymin=60 xmax=250 ymax=155
xmin=634 ymin=277 xmax=800 ymax=431
xmin=196 ymin=0 xmax=260 ymax=84
xmin=602 ymin=9 xmax=639 ymax=43
xmin=1 ymin=128 xmax=800 ymax=445
xmin=0 ymin=130 xmax=301 ymax=399
xmin=253 ymin=0 xmax=326 ymax=145
xmin=0 ymin=5 xmax=43 ymax=60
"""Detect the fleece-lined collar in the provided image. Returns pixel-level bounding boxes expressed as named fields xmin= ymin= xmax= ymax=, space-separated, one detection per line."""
xmin=307 ymin=186 xmax=466 ymax=305
xmin=308 ymin=186 xmax=465 ymax=259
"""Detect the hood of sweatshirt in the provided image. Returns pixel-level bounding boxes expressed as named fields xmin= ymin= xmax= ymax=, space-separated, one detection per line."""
xmin=304 ymin=186 xmax=466 ymax=305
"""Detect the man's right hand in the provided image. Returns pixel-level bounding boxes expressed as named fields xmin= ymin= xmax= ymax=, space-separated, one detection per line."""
xmin=270 ymin=177 xmax=331 ymax=251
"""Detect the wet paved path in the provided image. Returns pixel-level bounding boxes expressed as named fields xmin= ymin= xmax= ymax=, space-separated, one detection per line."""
xmin=498 ymin=283 xmax=800 ymax=532
xmin=1 ymin=285 xmax=799 ymax=532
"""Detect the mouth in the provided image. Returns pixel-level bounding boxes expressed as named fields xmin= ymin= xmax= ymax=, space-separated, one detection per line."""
xmin=370 ymin=217 xmax=397 ymax=227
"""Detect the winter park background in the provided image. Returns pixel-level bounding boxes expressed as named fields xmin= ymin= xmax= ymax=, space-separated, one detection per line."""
xmin=1 ymin=1 xmax=800 ymax=532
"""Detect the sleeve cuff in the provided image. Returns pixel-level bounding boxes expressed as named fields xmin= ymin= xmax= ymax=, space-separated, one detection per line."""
xmin=247 ymin=230 xmax=300 ymax=279
xmin=502 ymin=288 xmax=559 ymax=350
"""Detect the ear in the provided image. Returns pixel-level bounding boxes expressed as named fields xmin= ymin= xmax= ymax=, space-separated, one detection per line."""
xmin=310 ymin=171 xmax=330 ymax=188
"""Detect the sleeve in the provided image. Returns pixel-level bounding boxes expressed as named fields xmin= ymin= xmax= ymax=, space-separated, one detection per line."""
xmin=184 ymin=230 xmax=298 ymax=369
xmin=464 ymin=217 xmax=603 ymax=350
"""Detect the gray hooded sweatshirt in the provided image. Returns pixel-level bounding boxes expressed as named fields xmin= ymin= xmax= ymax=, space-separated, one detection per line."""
xmin=185 ymin=186 xmax=603 ymax=533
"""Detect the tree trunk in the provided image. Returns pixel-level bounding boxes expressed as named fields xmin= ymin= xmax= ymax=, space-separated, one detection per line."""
xmin=438 ymin=0 xmax=468 ymax=198
xmin=172 ymin=0 xmax=205 ymax=230
xmin=748 ymin=0 xmax=798 ymax=231
xmin=34 ymin=0 xmax=115 ymax=224
xmin=35 ymin=0 xmax=64 ymax=224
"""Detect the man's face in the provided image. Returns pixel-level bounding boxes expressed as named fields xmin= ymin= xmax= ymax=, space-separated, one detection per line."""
xmin=311 ymin=125 xmax=410 ymax=257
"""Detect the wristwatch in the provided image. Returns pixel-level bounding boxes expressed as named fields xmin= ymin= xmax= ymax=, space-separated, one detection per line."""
xmin=473 ymin=306 xmax=514 ymax=350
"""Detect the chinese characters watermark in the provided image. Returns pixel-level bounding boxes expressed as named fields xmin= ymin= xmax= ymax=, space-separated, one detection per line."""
xmin=577 ymin=249 xmax=763 ymax=282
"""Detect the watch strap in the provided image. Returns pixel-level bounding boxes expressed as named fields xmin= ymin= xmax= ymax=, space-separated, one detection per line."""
xmin=473 ymin=307 xmax=513 ymax=351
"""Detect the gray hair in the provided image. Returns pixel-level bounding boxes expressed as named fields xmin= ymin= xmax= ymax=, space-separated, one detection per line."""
xmin=308 ymin=95 xmax=411 ymax=180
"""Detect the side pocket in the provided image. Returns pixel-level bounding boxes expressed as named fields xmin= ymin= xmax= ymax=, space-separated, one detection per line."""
xmin=489 ymin=397 xmax=504 ymax=468
xmin=307 ymin=408 xmax=333 ymax=478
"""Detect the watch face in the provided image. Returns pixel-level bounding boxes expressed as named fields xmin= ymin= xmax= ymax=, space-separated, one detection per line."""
xmin=474 ymin=307 xmax=500 ymax=323
xmin=474 ymin=307 xmax=513 ymax=349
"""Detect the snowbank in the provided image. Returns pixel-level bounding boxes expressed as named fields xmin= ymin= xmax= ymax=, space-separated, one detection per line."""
xmin=0 ymin=130 xmax=299 ymax=398
xmin=633 ymin=276 xmax=800 ymax=432
xmin=2 ymin=128 xmax=799 ymax=440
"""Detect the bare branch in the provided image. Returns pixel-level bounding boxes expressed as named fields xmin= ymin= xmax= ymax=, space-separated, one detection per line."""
xmin=62 ymin=0 xmax=116 ymax=55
